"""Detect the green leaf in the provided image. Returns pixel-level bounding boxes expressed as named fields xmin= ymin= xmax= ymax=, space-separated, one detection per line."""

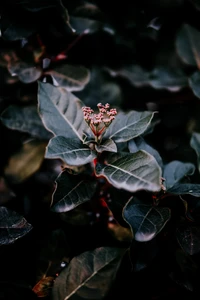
xmin=123 ymin=198 xmax=170 ymax=242
xmin=0 ymin=207 xmax=32 ymax=245
xmin=0 ymin=105 xmax=52 ymax=140
xmin=46 ymin=136 xmax=96 ymax=166
xmin=52 ymin=170 xmax=97 ymax=213
xmin=168 ymin=183 xmax=200 ymax=197
xmin=105 ymin=111 xmax=156 ymax=143
xmin=189 ymin=71 xmax=200 ymax=99
xmin=8 ymin=61 xmax=42 ymax=83
xmin=95 ymin=151 xmax=162 ymax=193
xmin=69 ymin=16 xmax=103 ymax=34
xmin=108 ymin=65 xmax=149 ymax=87
xmin=45 ymin=64 xmax=90 ymax=91
xmin=38 ymin=82 xmax=89 ymax=141
xmin=149 ymin=67 xmax=188 ymax=92
xmin=128 ymin=136 xmax=163 ymax=168
xmin=51 ymin=247 xmax=125 ymax=300
xmin=95 ymin=139 xmax=117 ymax=153
xmin=176 ymin=24 xmax=200 ymax=68
xmin=176 ymin=226 xmax=200 ymax=255
xmin=163 ymin=160 xmax=195 ymax=189
xmin=190 ymin=132 xmax=200 ymax=172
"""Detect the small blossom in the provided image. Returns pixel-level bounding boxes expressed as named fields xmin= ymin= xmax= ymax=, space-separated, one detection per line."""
xmin=82 ymin=103 xmax=117 ymax=142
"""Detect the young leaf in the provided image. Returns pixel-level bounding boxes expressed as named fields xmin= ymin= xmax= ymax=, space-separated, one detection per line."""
xmin=128 ymin=136 xmax=163 ymax=168
xmin=45 ymin=64 xmax=90 ymax=92
xmin=38 ymin=82 xmax=89 ymax=141
xmin=123 ymin=198 xmax=170 ymax=242
xmin=190 ymin=132 xmax=200 ymax=172
xmin=52 ymin=170 xmax=97 ymax=212
xmin=105 ymin=111 xmax=156 ymax=143
xmin=0 ymin=206 xmax=32 ymax=245
xmin=0 ymin=105 xmax=52 ymax=140
xmin=176 ymin=24 xmax=200 ymax=68
xmin=189 ymin=71 xmax=200 ymax=99
xmin=51 ymin=247 xmax=125 ymax=300
xmin=176 ymin=226 xmax=200 ymax=255
xmin=32 ymin=276 xmax=54 ymax=298
xmin=95 ymin=139 xmax=117 ymax=153
xmin=95 ymin=151 xmax=162 ymax=193
xmin=46 ymin=136 xmax=96 ymax=166
xmin=168 ymin=183 xmax=200 ymax=197
xmin=163 ymin=160 xmax=195 ymax=189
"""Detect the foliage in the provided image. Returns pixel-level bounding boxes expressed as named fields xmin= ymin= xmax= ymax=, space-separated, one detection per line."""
xmin=1 ymin=0 xmax=200 ymax=299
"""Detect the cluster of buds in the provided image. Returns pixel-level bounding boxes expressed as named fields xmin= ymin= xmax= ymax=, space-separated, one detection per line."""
xmin=82 ymin=103 xmax=117 ymax=142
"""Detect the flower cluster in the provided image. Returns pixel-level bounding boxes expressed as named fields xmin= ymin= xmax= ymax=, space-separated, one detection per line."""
xmin=82 ymin=103 xmax=117 ymax=142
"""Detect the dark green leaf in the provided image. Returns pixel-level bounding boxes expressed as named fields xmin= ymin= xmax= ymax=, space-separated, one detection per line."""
xmin=149 ymin=67 xmax=188 ymax=91
xmin=8 ymin=61 xmax=42 ymax=83
xmin=163 ymin=161 xmax=195 ymax=189
xmin=105 ymin=111 xmax=156 ymax=143
xmin=46 ymin=136 xmax=96 ymax=166
xmin=95 ymin=151 xmax=161 ymax=193
xmin=0 ymin=105 xmax=52 ymax=140
xmin=108 ymin=65 xmax=149 ymax=87
xmin=190 ymin=0 xmax=200 ymax=11
xmin=176 ymin=226 xmax=200 ymax=255
xmin=189 ymin=71 xmax=200 ymax=99
xmin=52 ymin=170 xmax=97 ymax=212
xmin=51 ymin=247 xmax=125 ymax=300
xmin=70 ymin=16 xmax=103 ymax=34
xmin=190 ymin=132 xmax=200 ymax=172
xmin=38 ymin=82 xmax=89 ymax=141
xmin=75 ymin=68 xmax=122 ymax=108
xmin=95 ymin=139 xmax=117 ymax=153
xmin=128 ymin=136 xmax=163 ymax=168
xmin=123 ymin=198 xmax=170 ymax=242
xmin=45 ymin=64 xmax=90 ymax=91
xmin=176 ymin=24 xmax=200 ymax=68
xmin=168 ymin=183 xmax=200 ymax=197
xmin=0 ymin=207 xmax=32 ymax=245
xmin=1 ymin=19 xmax=35 ymax=41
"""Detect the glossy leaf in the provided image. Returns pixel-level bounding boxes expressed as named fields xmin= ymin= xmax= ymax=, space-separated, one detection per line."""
xmin=149 ymin=67 xmax=188 ymax=92
xmin=189 ymin=71 xmax=200 ymax=99
xmin=0 ymin=105 xmax=52 ymax=140
xmin=8 ymin=61 xmax=42 ymax=83
xmin=105 ymin=111 xmax=156 ymax=143
xmin=52 ymin=170 xmax=97 ymax=212
xmin=123 ymin=198 xmax=171 ymax=242
xmin=46 ymin=136 xmax=96 ymax=166
xmin=51 ymin=247 xmax=125 ymax=300
xmin=0 ymin=206 xmax=32 ymax=245
xmin=168 ymin=183 xmax=200 ymax=197
xmin=95 ymin=139 xmax=117 ymax=153
xmin=176 ymin=226 xmax=200 ymax=255
xmin=45 ymin=64 xmax=90 ymax=91
xmin=38 ymin=82 xmax=89 ymax=141
xmin=176 ymin=24 xmax=200 ymax=68
xmin=95 ymin=151 xmax=161 ymax=193
xmin=4 ymin=140 xmax=46 ymax=184
xmin=163 ymin=160 xmax=195 ymax=189
xmin=128 ymin=136 xmax=163 ymax=168
xmin=190 ymin=132 xmax=200 ymax=172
